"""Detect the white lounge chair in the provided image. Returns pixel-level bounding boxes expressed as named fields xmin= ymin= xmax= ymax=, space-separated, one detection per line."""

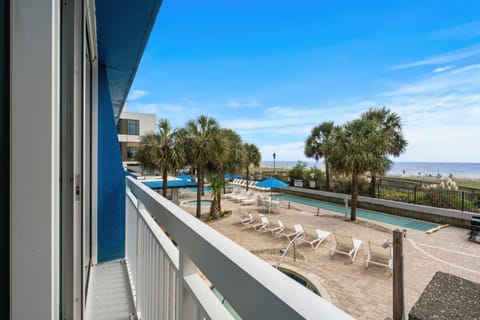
xmin=298 ymin=229 xmax=331 ymax=249
xmin=329 ymin=233 xmax=363 ymax=263
xmin=225 ymin=188 xmax=242 ymax=199
xmin=264 ymin=220 xmax=285 ymax=236
xmin=229 ymin=190 xmax=248 ymax=202
xmin=240 ymin=213 xmax=254 ymax=225
xmin=253 ymin=216 xmax=270 ymax=231
xmin=240 ymin=194 xmax=257 ymax=205
xmin=232 ymin=190 xmax=255 ymax=203
xmin=285 ymin=224 xmax=305 ymax=241
xmin=365 ymin=240 xmax=393 ymax=271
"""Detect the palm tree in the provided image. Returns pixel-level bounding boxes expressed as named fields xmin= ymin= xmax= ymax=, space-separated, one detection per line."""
xmin=243 ymin=143 xmax=261 ymax=191
xmin=185 ymin=115 xmax=222 ymax=218
xmin=329 ymin=119 xmax=391 ymax=221
xmin=361 ymin=107 xmax=407 ymax=196
xmin=209 ymin=129 xmax=244 ymax=216
xmin=135 ymin=135 xmax=157 ymax=175
xmin=304 ymin=121 xmax=335 ymax=190
xmin=137 ymin=119 xmax=184 ymax=197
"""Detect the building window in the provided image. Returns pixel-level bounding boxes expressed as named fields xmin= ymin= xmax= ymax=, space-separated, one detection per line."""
xmin=127 ymin=119 xmax=139 ymax=135
xmin=127 ymin=146 xmax=138 ymax=160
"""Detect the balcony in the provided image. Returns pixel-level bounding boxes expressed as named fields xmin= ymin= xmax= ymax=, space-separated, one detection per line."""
xmin=88 ymin=177 xmax=352 ymax=319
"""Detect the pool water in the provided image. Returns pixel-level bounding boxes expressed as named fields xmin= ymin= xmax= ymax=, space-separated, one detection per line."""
xmin=182 ymin=200 xmax=212 ymax=207
xmin=275 ymin=194 xmax=438 ymax=232
xmin=278 ymin=267 xmax=320 ymax=296
xmin=191 ymin=186 xmax=212 ymax=193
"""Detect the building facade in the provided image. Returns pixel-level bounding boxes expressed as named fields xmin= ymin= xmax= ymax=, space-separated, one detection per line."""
xmin=117 ymin=111 xmax=156 ymax=163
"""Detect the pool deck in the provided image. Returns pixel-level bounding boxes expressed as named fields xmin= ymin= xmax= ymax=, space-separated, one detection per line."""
xmin=180 ymin=192 xmax=480 ymax=320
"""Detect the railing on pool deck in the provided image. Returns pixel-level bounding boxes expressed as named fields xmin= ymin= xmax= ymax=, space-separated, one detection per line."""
xmin=125 ymin=177 xmax=353 ymax=319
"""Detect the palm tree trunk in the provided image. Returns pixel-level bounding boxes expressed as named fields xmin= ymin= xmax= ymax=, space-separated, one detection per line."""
xmin=217 ymin=190 xmax=222 ymax=212
xmin=325 ymin=162 xmax=330 ymax=191
xmin=162 ymin=168 xmax=168 ymax=197
xmin=210 ymin=194 xmax=219 ymax=219
xmin=350 ymin=173 xmax=358 ymax=221
xmin=196 ymin=167 xmax=203 ymax=218
xmin=369 ymin=174 xmax=377 ymax=197
xmin=246 ymin=167 xmax=250 ymax=191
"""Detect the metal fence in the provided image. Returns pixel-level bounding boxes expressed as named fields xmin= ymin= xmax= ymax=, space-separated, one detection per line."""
xmin=286 ymin=177 xmax=480 ymax=213
xmin=377 ymin=184 xmax=480 ymax=213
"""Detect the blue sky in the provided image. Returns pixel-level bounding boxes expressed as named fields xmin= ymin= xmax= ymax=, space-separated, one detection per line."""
xmin=127 ymin=0 xmax=480 ymax=163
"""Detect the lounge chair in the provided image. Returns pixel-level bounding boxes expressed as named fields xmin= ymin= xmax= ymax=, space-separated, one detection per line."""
xmin=229 ymin=190 xmax=248 ymax=202
xmin=329 ymin=233 xmax=363 ymax=262
xmin=253 ymin=216 xmax=270 ymax=231
xmin=225 ymin=188 xmax=242 ymax=199
xmin=297 ymin=229 xmax=331 ymax=249
xmin=285 ymin=224 xmax=305 ymax=241
xmin=264 ymin=220 xmax=285 ymax=237
xmin=365 ymin=240 xmax=393 ymax=271
xmin=240 ymin=213 xmax=254 ymax=225
xmin=240 ymin=194 xmax=257 ymax=205
xmin=232 ymin=190 xmax=255 ymax=203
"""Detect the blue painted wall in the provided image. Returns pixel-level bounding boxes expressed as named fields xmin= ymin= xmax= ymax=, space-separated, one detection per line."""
xmin=97 ymin=65 xmax=125 ymax=262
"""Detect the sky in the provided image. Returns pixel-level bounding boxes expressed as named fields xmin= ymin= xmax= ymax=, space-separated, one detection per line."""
xmin=126 ymin=0 xmax=480 ymax=163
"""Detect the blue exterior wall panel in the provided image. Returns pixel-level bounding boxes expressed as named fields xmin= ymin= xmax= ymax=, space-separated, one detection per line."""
xmin=97 ymin=66 xmax=125 ymax=262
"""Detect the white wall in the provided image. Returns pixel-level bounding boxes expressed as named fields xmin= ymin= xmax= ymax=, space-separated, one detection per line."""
xmin=10 ymin=0 xmax=61 ymax=318
xmin=118 ymin=111 xmax=156 ymax=142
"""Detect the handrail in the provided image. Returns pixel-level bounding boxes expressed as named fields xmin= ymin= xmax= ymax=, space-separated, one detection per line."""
xmin=276 ymin=232 xmax=303 ymax=269
xmin=126 ymin=176 xmax=353 ymax=319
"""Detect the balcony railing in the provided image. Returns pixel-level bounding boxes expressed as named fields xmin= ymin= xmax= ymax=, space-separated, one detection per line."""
xmin=125 ymin=176 xmax=353 ymax=319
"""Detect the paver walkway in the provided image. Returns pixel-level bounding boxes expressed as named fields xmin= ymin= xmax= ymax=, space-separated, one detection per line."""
xmin=181 ymin=193 xmax=480 ymax=319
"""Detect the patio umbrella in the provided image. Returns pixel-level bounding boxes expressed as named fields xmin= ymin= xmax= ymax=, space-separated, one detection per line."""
xmin=176 ymin=173 xmax=193 ymax=182
xmin=232 ymin=174 xmax=242 ymax=179
xmin=256 ymin=177 xmax=288 ymax=197
xmin=224 ymin=173 xmax=232 ymax=180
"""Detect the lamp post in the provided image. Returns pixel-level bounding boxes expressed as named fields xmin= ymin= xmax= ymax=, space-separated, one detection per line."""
xmin=273 ymin=153 xmax=276 ymax=176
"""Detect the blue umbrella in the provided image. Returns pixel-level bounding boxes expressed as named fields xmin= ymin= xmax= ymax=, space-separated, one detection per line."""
xmin=256 ymin=177 xmax=288 ymax=196
xmin=224 ymin=173 xmax=232 ymax=179
xmin=256 ymin=176 xmax=288 ymax=189
xmin=232 ymin=174 xmax=242 ymax=179
xmin=176 ymin=173 xmax=194 ymax=182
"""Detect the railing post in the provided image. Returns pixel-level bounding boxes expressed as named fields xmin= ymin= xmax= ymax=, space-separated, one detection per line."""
xmin=393 ymin=229 xmax=405 ymax=320
xmin=461 ymin=191 xmax=465 ymax=212
xmin=413 ymin=187 xmax=417 ymax=205
xmin=178 ymin=251 xmax=198 ymax=320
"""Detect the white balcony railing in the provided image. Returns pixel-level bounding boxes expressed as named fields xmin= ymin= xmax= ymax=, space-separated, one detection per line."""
xmin=125 ymin=177 xmax=353 ymax=319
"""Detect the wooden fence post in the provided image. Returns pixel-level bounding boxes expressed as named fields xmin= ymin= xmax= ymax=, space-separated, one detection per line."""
xmin=393 ymin=229 xmax=405 ymax=320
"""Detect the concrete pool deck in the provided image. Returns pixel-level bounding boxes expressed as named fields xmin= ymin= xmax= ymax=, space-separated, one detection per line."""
xmin=180 ymin=193 xmax=480 ymax=319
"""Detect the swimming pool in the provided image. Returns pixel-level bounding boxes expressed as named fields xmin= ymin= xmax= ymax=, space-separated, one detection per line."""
xmin=191 ymin=186 xmax=212 ymax=193
xmin=275 ymin=194 xmax=438 ymax=232
xmin=182 ymin=200 xmax=212 ymax=207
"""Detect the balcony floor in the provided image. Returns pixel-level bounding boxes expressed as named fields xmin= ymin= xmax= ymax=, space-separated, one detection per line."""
xmin=87 ymin=260 xmax=135 ymax=320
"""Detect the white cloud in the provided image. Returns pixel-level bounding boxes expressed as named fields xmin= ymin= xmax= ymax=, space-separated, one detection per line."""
xmin=259 ymin=141 xmax=310 ymax=164
xmin=433 ymin=65 xmax=454 ymax=73
xmin=227 ymin=99 xmax=261 ymax=108
xmin=128 ymin=102 xmax=185 ymax=114
xmin=392 ymin=44 xmax=480 ymax=69
xmin=127 ymin=89 xmax=149 ymax=101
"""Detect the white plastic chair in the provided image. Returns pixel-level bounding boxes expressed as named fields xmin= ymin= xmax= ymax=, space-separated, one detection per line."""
xmin=329 ymin=233 xmax=363 ymax=263
xmin=365 ymin=240 xmax=393 ymax=271
xmin=298 ymin=229 xmax=331 ymax=249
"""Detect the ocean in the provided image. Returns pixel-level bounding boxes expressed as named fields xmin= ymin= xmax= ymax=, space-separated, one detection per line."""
xmin=260 ymin=161 xmax=480 ymax=180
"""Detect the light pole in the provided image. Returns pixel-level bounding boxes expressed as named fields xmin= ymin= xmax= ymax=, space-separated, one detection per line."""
xmin=273 ymin=153 xmax=276 ymax=176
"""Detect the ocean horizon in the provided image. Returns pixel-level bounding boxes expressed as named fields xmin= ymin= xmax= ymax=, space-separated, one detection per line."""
xmin=260 ymin=161 xmax=480 ymax=179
